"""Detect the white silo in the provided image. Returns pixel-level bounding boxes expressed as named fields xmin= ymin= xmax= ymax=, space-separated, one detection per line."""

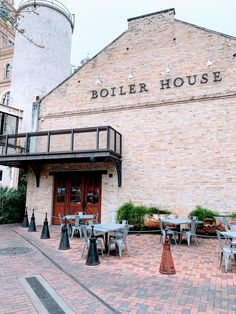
xmin=10 ymin=0 xmax=75 ymax=132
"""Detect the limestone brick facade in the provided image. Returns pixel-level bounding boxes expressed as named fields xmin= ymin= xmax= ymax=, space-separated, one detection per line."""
xmin=26 ymin=9 xmax=236 ymax=224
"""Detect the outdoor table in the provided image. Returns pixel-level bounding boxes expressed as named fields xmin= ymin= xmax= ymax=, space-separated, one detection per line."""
xmin=89 ymin=223 xmax=133 ymax=253
xmin=221 ymin=231 xmax=236 ymax=246
xmin=160 ymin=218 xmax=202 ymax=243
xmin=64 ymin=214 xmax=94 ymax=220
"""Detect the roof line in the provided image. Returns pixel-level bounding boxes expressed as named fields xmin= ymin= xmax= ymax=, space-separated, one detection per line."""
xmin=40 ymin=31 xmax=128 ymax=102
xmin=176 ymin=19 xmax=236 ymax=40
xmin=127 ymin=8 xmax=175 ymax=22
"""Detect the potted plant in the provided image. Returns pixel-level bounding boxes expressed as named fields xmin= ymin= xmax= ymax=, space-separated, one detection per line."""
xmin=189 ymin=206 xmax=218 ymax=235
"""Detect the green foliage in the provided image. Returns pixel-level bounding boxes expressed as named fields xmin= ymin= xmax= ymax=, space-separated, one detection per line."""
xmin=230 ymin=212 xmax=236 ymax=219
xmin=148 ymin=207 xmax=171 ymax=215
xmin=117 ymin=202 xmax=171 ymax=230
xmin=189 ymin=206 xmax=218 ymax=222
xmin=0 ymin=170 xmax=26 ymax=224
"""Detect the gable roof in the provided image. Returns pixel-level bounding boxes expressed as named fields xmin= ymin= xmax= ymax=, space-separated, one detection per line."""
xmin=40 ymin=8 xmax=236 ymax=103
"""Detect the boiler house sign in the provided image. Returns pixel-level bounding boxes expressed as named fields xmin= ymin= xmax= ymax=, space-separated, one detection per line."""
xmin=90 ymin=71 xmax=222 ymax=99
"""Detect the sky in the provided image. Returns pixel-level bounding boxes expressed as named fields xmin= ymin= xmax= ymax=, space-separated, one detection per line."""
xmin=14 ymin=0 xmax=236 ymax=67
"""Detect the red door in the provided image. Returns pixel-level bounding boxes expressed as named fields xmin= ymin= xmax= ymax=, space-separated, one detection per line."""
xmin=53 ymin=172 xmax=101 ymax=224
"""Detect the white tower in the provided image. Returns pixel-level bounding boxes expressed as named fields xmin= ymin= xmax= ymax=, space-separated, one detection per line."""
xmin=10 ymin=0 xmax=74 ymax=132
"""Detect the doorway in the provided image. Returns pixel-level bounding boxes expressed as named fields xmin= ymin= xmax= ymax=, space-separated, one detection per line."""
xmin=53 ymin=172 xmax=101 ymax=224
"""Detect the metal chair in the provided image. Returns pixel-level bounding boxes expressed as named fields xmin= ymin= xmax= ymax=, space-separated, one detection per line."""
xmin=110 ymin=220 xmax=128 ymax=240
xmin=71 ymin=215 xmax=83 ymax=238
xmin=93 ymin=213 xmax=99 ymax=224
xmin=108 ymin=224 xmax=129 ymax=258
xmin=216 ymin=231 xmax=236 ymax=272
xmin=58 ymin=213 xmax=72 ymax=236
xmin=159 ymin=219 xmax=177 ymax=244
xmin=180 ymin=219 xmax=198 ymax=246
xmin=81 ymin=225 xmax=104 ymax=258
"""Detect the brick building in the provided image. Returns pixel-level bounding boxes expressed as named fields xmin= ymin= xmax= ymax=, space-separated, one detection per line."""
xmin=1 ymin=8 xmax=236 ymax=224
xmin=0 ymin=0 xmax=21 ymax=187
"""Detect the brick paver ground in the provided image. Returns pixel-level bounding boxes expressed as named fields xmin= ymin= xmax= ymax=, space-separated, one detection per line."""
xmin=0 ymin=224 xmax=236 ymax=313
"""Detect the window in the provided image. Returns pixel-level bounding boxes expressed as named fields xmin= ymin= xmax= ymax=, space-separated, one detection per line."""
xmin=5 ymin=63 xmax=11 ymax=79
xmin=2 ymin=91 xmax=10 ymax=106
xmin=0 ymin=170 xmax=2 ymax=181
xmin=0 ymin=4 xmax=9 ymax=21
xmin=8 ymin=39 xmax=14 ymax=47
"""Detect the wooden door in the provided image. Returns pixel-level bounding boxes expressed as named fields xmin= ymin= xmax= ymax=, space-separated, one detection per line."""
xmin=53 ymin=172 xmax=101 ymax=224
xmin=84 ymin=173 xmax=101 ymax=222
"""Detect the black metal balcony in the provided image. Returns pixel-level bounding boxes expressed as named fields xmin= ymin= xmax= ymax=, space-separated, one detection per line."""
xmin=0 ymin=126 xmax=122 ymax=187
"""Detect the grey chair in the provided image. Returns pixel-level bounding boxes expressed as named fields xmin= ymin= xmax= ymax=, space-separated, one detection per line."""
xmin=81 ymin=225 xmax=104 ymax=258
xmin=159 ymin=219 xmax=177 ymax=244
xmin=110 ymin=220 xmax=128 ymax=240
xmin=180 ymin=219 xmax=198 ymax=246
xmin=59 ymin=213 xmax=72 ymax=236
xmin=216 ymin=231 xmax=236 ymax=272
xmin=71 ymin=215 xmax=83 ymax=238
xmin=108 ymin=224 xmax=129 ymax=258
xmin=220 ymin=217 xmax=229 ymax=232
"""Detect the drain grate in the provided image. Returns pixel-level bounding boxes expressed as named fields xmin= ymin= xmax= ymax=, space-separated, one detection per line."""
xmin=20 ymin=275 xmax=74 ymax=314
xmin=0 ymin=247 xmax=32 ymax=255
xmin=25 ymin=277 xmax=66 ymax=314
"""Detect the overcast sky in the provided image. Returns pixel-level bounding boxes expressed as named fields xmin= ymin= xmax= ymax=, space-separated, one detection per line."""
xmin=14 ymin=0 xmax=236 ymax=67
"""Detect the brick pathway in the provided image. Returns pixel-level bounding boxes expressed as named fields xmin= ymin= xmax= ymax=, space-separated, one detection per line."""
xmin=0 ymin=224 xmax=236 ymax=313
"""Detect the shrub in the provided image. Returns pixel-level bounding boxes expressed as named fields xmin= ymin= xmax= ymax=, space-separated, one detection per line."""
xmin=0 ymin=170 xmax=26 ymax=224
xmin=230 ymin=212 xmax=236 ymax=219
xmin=117 ymin=202 xmax=172 ymax=230
xmin=148 ymin=207 xmax=171 ymax=215
xmin=117 ymin=202 xmax=148 ymax=229
xmin=189 ymin=205 xmax=218 ymax=222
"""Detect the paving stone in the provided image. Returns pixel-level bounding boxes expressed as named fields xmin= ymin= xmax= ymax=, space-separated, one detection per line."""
xmin=1 ymin=225 xmax=236 ymax=313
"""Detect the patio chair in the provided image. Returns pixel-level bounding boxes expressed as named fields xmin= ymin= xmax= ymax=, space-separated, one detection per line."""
xmin=180 ymin=219 xmax=198 ymax=246
xmin=86 ymin=219 xmax=94 ymax=226
xmin=220 ymin=217 xmax=229 ymax=232
xmin=216 ymin=231 xmax=236 ymax=272
xmin=93 ymin=213 xmax=99 ymax=224
xmin=159 ymin=219 xmax=177 ymax=244
xmin=108 ymin=224 xmax=129 ymax=258
xmin=71 ymin=215 xmax=83 ymax=238
xmin=81 ymin=225 xmax=104 ymax=258
xmin=111 ymin=211 xmax=118 ymax=223
xmin=59 ymin=213 xmax=73 ymax=236
xmin=109 ymin=220 xmax=128 ymax=240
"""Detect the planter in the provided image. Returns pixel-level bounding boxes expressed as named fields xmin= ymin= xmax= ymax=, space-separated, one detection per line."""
xmin=144 ymin=219 xmax=160 ymax=229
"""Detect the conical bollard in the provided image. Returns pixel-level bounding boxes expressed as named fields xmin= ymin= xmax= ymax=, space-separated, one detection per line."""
xmin=22 ymin=207 xmax=29 ymax=228
xmin=159 ymin=237 xmax=176 ymax=275
xmin=86 ymin=225 xmax=100 ymax=266
xmin=40 ymin=213 xmax=50 ymax=239
xmin=28 ymin=209 xmax=36 ymax=232
xmin=59 ymin=219 xmax=70 ymax=250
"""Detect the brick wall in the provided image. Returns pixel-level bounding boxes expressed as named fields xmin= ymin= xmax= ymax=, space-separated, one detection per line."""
xmin=27 ymin=9 xmax=236 ymax=223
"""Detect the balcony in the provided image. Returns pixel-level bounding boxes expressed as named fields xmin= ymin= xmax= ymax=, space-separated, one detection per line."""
xmin=0 ymin=126 xmax=122 ymax=186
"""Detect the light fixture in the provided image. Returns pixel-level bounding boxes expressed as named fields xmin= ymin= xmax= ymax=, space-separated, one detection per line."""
xmin=207 ymin=59 xmax=213 ymax=66
xmin=95 ymin=75 xmax=102 ymax=85
xmin=128 ymin=71 xmax=134 ymax=79
xmin=165 ymin=64 xmax=171 ymax=73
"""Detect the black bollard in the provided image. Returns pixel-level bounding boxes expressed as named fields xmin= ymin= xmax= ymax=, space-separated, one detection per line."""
xmin=28 ymin=209 xmax=36 ymax=232
xmin=40 ymin=213 xmax=50 ymax=239
xmin=22 ymin=207 xmax=29 ymax=228
xmin=86 ymin=225 xmax=100 ymax=266
xmin=59 ymin=219 xmax=70 ymax=250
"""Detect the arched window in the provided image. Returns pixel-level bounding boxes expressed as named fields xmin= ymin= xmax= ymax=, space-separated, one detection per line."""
xmin=2 ymin=91 xmax=10 ymax=106
xmin=5 ymin=63 xmax=11 ymax=79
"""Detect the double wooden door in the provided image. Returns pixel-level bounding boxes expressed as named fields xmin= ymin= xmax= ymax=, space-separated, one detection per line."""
xmin=53 ymin=172 xmax=101 ymax=224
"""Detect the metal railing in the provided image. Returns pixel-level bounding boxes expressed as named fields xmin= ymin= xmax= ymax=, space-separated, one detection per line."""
xmin=18 ymin=0 xmax=75 ymax=29
xmin=0 ymin=126 xmax=122 ymax=157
